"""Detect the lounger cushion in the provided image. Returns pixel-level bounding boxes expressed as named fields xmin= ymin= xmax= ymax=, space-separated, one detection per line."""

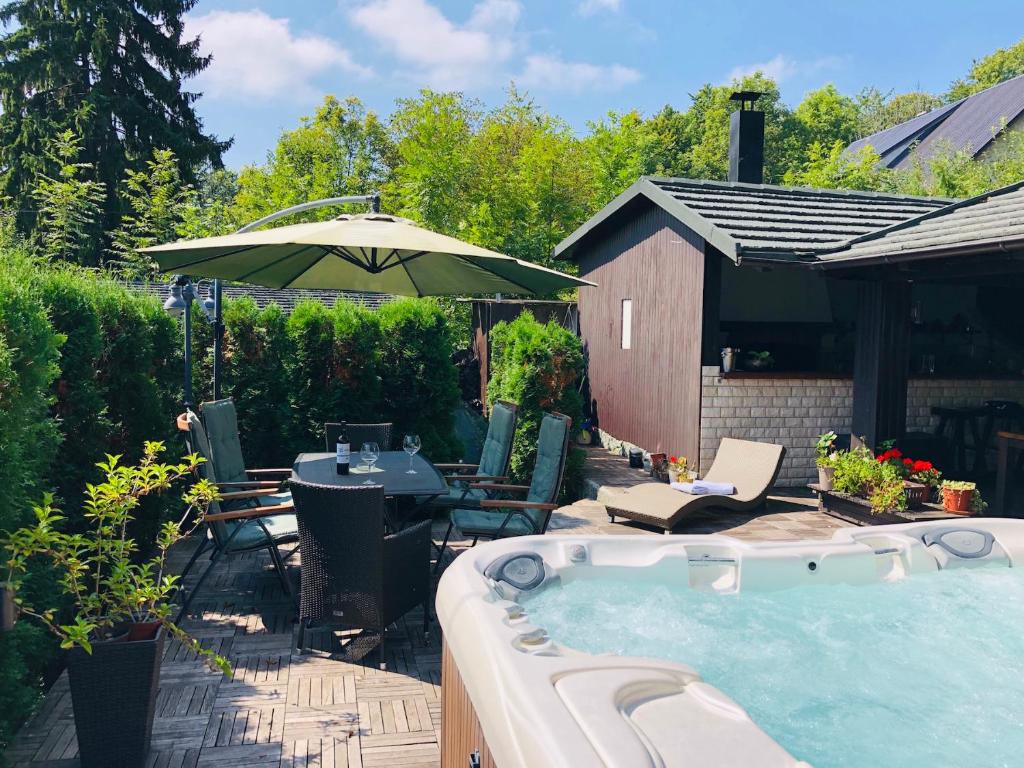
xmin=606 ymin=438 xmax=785 ymax=532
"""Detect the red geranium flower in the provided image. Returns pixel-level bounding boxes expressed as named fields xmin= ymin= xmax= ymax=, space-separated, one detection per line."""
xmin=903 ymin=458 xmax=913 ymax=466
xmin=912 ymin=460 xmax=933 ymax=472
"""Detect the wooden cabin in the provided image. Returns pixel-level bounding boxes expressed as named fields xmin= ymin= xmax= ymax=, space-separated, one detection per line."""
xmin=556 ymin=100 xmax=1024 ymax=484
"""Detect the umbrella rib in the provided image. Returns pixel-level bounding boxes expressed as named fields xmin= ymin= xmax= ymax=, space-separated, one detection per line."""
xmin=236 ymin=244 xmax=322 ymax=283
xmin=280 ymin=250 xmax=330 ymax=289
xmin=378 ymin=249 xmax=401 ymax=269
xmin=449 ymin=253 xmax=537 ymax=295
xmin=157 ymin=244 xmax=260 ymax=272
xmin=401 ymin=254 xmax=425 ymax=297
xmin=329 ymin=246 xmax=373 ymax=271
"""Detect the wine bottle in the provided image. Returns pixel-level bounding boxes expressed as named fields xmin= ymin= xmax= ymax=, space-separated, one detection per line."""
xmin=336 ymin=423 xmax=350 ymax=475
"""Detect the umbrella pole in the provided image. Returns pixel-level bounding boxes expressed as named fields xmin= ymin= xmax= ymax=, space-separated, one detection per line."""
xmin=212 ymin=278 xmax=223 ymax=400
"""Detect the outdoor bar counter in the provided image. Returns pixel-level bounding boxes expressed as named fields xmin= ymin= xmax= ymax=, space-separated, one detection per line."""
xmin=699 ymin=366 xmax=1024 ymax=486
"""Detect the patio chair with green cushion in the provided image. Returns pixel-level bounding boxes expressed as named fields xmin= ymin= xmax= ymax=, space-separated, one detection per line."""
xmin=174 ymin=411 xmax=298 ymax=621
xmin=435 ymin=411 xmax=571 ymax=572
xmin=431 ymin=400 xmax=518 ymax=511
xmin=201 ymin=398 xmax=293 ymax=507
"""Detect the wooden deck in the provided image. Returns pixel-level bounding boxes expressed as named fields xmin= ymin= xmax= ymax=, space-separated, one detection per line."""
xmin=5 ymin=491 xmax=849 ymax=768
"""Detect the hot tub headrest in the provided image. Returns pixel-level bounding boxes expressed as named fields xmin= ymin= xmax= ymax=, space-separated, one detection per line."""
xmin=484 ymin=551 xmax=551 ymax=592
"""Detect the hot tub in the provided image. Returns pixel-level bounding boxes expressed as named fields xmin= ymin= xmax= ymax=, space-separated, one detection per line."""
xmin=436 ymin=520 xmax=1024 ymax=768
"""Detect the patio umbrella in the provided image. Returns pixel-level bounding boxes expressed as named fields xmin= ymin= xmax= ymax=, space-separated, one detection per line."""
xmin=142 ymin=213 xmax=593 ymax=296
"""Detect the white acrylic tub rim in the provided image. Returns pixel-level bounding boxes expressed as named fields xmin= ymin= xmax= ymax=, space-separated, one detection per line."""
xmin=434 ymin=519 xmax=1024 ymax=768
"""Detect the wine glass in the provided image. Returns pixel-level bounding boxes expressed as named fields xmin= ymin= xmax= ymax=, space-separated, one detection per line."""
xmin=360 ymin=441 xmax=380 ymax=485
xmin=403 ymin=434 xmax=421 ymax=474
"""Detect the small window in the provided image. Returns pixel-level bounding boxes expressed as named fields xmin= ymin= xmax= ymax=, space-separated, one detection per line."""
xmin=621 ymin=299 xmax=632 ymax=349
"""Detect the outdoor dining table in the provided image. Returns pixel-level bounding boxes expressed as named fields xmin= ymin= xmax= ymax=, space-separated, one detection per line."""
xmin=291 ymin=451 xmax=448 ymax=531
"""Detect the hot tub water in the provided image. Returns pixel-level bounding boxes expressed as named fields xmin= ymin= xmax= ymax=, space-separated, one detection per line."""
xmin=522 ymin=566 xmax=1024 ymax=768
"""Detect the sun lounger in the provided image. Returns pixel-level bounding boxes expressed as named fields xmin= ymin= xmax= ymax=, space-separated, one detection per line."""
xmin=605 ymin=438 xmax=786 ymax=533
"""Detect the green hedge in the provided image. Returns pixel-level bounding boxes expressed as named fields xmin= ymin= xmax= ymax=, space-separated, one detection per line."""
xmin=0 ymin=252 xmax=181 ymax=755
xmin=487 ymin=311 xmax=584 ymax=501
xmin=377 ymin=299 xmax=461 ymax=461
xmin=0 ymin=254 xmax=63 ymax=757
xmin=0 ymin=257 xmax=464 ymax=753
xmin=285 ymin=299 xmax=384 ymax=449
xmin=222 ymin=298 xmax=292 ymax=467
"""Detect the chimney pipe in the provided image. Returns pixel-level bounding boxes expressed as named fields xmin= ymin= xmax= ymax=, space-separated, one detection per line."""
xmin=728 ymin=91 xmax=765 ymax=184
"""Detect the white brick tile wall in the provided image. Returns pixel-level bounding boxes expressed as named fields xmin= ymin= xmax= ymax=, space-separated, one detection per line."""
xmin=697 ymin=366 xmax=1024 ymax=486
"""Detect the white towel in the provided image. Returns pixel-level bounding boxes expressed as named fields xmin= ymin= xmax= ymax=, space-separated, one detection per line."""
xmin=671 ymin=480 xmax=736 ymax=496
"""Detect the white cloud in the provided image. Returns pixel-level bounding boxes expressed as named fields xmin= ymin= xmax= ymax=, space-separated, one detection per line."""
xmin=727 ymin=54 xmax=844 ymax=85
xmin=578 ymin=0 xmax=622 ymax=16
xmin=349 ymin=0 xmax=521 ymax=89
xmin=518 ymin=54 xmax=641 ymax=93
xmin=186 ymin=10 xmax=370 ymax=101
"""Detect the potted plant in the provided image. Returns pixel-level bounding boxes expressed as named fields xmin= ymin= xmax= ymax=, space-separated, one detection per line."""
xmin=868 ymin=470 xmax=908 ymax=516
xmin=3 ymin=442 xmax=228 ymax=768
xmin=832 ymin=446 xmax=876 ymax=496
xmin=941 ymin=480 xmax=983 ymax=515
xmin=667 ymin=455 xmax=688 ymax=484
xmin=908 ymin=460 xmax=942 ymax=503
xmin=745 ymin=350 xmax=774 ymax=371
xmin=815 ymin=431 xmax=838 ymax=489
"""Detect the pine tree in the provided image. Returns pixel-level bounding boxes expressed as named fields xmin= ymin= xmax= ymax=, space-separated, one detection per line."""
xmin=0 ymin=1 xmax=230 ymax=263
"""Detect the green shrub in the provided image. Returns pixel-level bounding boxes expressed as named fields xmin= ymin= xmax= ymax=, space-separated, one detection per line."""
xmin=487 ymin=311 xmax=584 ymax=501
xmin=29 ymin=268 xmax=111 ymax=526
xmin=0 ymin=256 xmax=62 ymax=535
xmin=223 ymin=298 xmax=294 ymax=466
xmin=377 ymin=298 xmax=461 ymax=460
xmin=286 ymin=299 xmax=383 ymax=448
xmin=0 ymin=251 xmax=62 ymax=757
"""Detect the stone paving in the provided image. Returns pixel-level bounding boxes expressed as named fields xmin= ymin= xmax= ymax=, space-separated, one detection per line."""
xmin=5 ymin=448 xmax=852 ymax=768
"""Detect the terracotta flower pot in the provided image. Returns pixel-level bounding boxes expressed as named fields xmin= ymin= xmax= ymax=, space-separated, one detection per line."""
xmin=942 ymin=487 xmax=973 ymax=514
xmin=817 ymin=465 xmax=835 ymax=491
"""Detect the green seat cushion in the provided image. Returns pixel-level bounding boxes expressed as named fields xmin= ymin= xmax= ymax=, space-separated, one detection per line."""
xmin=257 ymin=490 xmax=292 ymax=508
xmin=222 ymin=513 xmax=299 ymax=552
xmin=452 ymin=508 xmax=534 ymax=537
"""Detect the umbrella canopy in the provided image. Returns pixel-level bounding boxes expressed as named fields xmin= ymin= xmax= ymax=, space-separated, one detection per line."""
xmin=142 ymin=213 xmax=593 ymax=296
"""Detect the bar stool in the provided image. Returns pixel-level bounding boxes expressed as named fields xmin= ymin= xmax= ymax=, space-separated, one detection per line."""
xmin=932 ymin=405 xmax=989 ymax=476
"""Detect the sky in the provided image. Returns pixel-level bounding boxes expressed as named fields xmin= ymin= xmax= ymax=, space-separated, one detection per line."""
xmin=185 ymin=0 xmax=1024 ymax=168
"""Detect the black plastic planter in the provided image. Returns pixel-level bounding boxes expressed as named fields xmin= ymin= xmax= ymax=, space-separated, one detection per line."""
xmin=67 ymin=626 xmax=164 ymax=768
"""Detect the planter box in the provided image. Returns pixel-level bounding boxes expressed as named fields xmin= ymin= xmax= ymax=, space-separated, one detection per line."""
xmin=68 ymin=626 xmax=165 ymax=768
xmin=809 ymin=485 xmax=965 ymax=527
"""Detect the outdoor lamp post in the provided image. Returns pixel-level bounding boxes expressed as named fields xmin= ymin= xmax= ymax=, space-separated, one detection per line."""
xmin=164 ymin=275 xmax=215 ymax=409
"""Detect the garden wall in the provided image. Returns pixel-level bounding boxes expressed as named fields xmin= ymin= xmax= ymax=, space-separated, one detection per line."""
xmin=698 ymin=366 xmax=1024 ymax=486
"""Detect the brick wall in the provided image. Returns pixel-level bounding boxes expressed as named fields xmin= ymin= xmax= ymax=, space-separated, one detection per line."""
xmin=698 ymin=367 xmax=1024 ymax=486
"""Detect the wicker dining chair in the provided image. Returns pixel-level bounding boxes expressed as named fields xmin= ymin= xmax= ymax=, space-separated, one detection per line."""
xmin=324 ymin=422 xmax=394 ymax=452
xmin=290 ymin=480 xmax=431 ymax=666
